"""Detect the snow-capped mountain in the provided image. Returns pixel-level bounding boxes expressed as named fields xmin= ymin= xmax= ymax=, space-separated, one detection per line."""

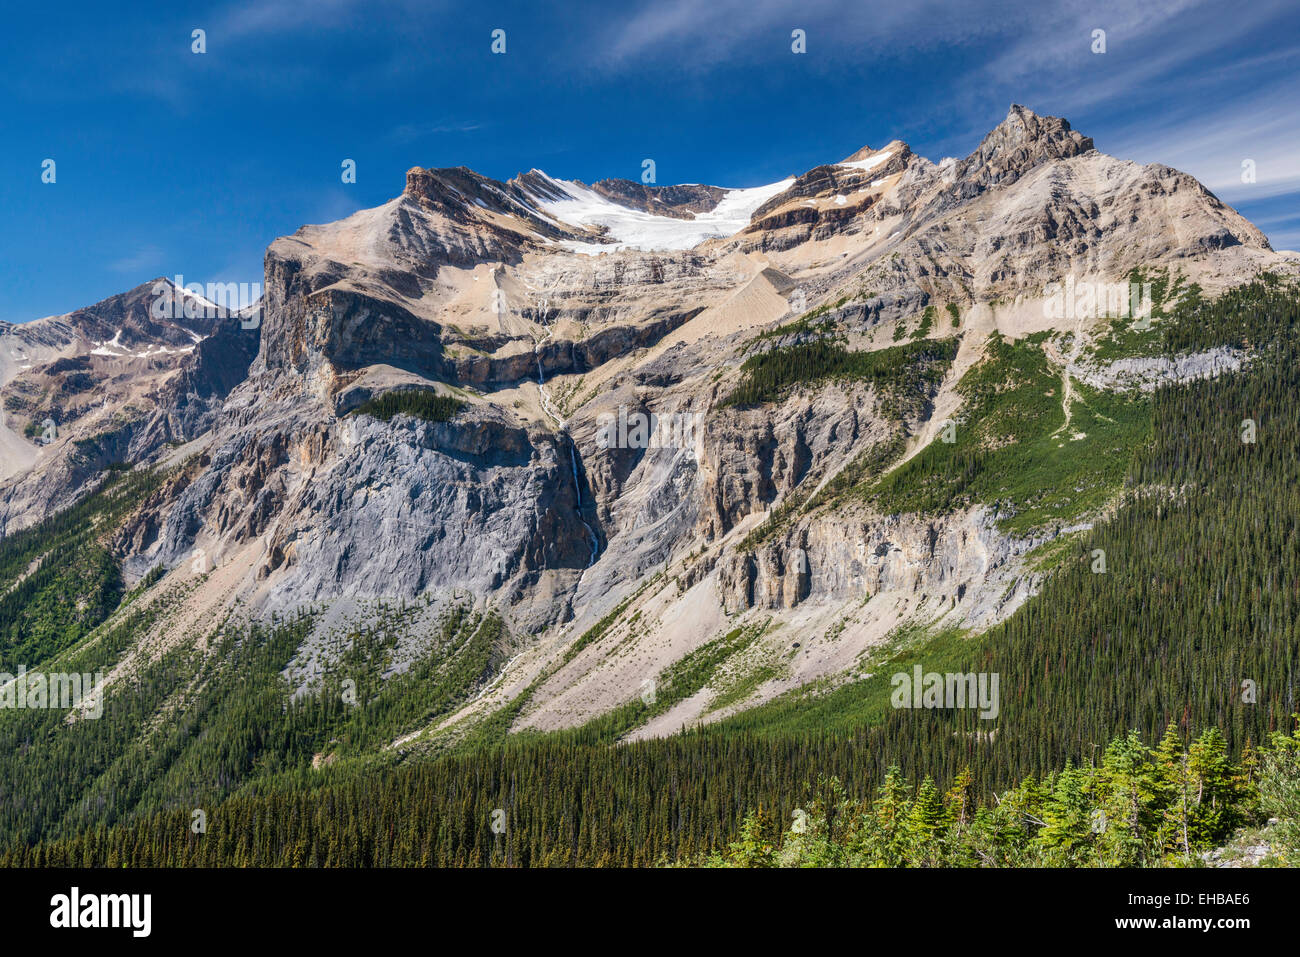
xmin=0 ymin=105 xmax=1294 ymax=740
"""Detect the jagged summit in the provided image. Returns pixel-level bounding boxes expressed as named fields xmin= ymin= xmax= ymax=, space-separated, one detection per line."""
xmin=957 ymin=104 xmax=1095 ymax=189
xmin=384 ymin=107 xmax=1104 ymax=257
xmin=839 ymin=138 xmax=911 ymax=167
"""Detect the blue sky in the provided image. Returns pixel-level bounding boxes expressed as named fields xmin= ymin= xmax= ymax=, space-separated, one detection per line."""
xmin=2 ymin=0 xmax=1297 ymax=322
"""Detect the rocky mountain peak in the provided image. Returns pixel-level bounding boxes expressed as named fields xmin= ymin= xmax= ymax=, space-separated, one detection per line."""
xmin=839 ymin=139 xmax=913 ymax=166
xmin=42 ymin=278 xmax=223 ymax=351
xmin=404 ymin=165 xmax=514 ymax=219
xmin=402 ymin=165 xmax=590 ymax=248
xmin=995 ymin=104 xmax=1093 ymax=151
xmin=957 ymin=104 xmax=1095 ymax=190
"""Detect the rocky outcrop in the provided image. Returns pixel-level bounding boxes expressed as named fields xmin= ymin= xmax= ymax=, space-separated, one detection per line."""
xmin=586 ymin=179 xmax=725 ymax=218
xmin=405 ymin=166 xmax=584 ymax=246
xmin=0 ymin=280 xmax=243 ymax=530
xmin=1071 ymin=346 xmax=1246 ymax=393
xmin=135 ymin=315 xmax=262 ymax=450
xmin=719 ymin=509 xmax=1030 ymax=614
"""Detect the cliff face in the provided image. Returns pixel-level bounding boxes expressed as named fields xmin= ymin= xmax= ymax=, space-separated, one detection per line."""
xmin=2 ymin=106 xmax=1295 ymax=736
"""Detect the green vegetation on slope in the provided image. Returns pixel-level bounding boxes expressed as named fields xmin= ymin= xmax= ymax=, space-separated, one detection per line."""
xmin=751 ymin=299 xmax=843 ymax=345
xmin=719 ymin=338 xmax=957 ymax=417
xmin=0 ymin=467 xmax=162 ymax=671
xmin=720 ymin=276 xmax=1300 ymax=762
xmin=7 ymin=719 xmax=1298 ymax=868
xmin=350 ymin=389 xmax=465 ymax=423
xmin=0 ymin=596 xmax=507 ymax=846
xmin=866 ymin=331 xmax=1151 ymax=534
xmin=912 ymin=305 xmax=935 ymax=339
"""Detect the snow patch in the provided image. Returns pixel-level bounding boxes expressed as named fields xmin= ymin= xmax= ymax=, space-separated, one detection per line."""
xmin=90 ymin=330 xmax=126 ymax=356
xmin=533 ymin=173 xmax=796 ymax=254
xmin=134 ymin=345 xmax=195 ymax=359
xmin=839 ymin=150 xmax=893 ymax=173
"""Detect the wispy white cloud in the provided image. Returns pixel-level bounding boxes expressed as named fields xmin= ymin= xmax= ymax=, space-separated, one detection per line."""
xmin=588 ymin=0 xmax=1295 ymax=166
xmin=1105 ymin=81 xmax=1300 ymax=201
xmin=595 ymin=0 xmax=998 ymax=70
xmin=108 ymin=245 xmax=166 ymax=274
xmin=214 ymin=0 xmax=371 ymax=40
xmin=388 ymin=121 xmax=486 ymax=144
xmin=581 ymin=0 xmax=1299 ymax=251
xmin=1245 ymin=207 xmax=1300 ymax=252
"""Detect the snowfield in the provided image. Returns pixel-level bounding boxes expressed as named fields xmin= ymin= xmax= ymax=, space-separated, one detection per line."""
xmin=839 ymin=149 xmax=893 ymax=172
xmin=531 ymin=173 xmax=795 ymax=254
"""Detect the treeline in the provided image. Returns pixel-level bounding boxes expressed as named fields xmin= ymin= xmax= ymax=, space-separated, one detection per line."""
xmin=0 ymin=724 xmax=1091 ymax=867
xmin=723 ymin=276 xmax=1300 ymax=771
xmin=0 ymin=598 xmax=509 ymax=847
xmin=8 ymin=719 xmax=1297 ymax=868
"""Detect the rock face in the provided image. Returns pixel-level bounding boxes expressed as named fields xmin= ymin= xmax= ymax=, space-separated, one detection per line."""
xmin=717 ymin=508 xmax=1039 ymax=625
xmin=2 ymin=105 xmax=1296 ymax=732
xmin=120 ymin=398 xmax=595 ymax=631
xmin=585 ymin=179 xmax=726 ymax=218
xmin=1071 ymin=346 xmax=1246 ymax=393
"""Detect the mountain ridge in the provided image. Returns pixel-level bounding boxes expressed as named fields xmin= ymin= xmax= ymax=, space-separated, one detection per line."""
xmin=0 ymin=104 xmax=1296 ymax=746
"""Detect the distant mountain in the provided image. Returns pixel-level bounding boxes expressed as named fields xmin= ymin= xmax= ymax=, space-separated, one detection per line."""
xmin=0 ymin=279 xmax=257 ymax=527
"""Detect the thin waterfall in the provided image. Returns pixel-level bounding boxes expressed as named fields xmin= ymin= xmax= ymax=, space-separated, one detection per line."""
xmin=534 ymin=334 xmax=599 ymax=568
